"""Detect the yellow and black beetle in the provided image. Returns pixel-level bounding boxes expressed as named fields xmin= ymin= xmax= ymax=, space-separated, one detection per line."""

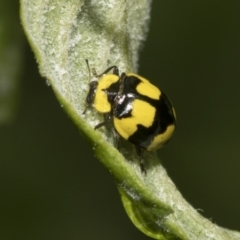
xmin=83 ymin=60 xmax=176 ymax=172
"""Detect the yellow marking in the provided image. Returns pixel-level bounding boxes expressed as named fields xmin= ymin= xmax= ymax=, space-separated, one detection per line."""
xmin=114 ymin=99 xmax=155 ymax=140
xmin=147 ymin=125 xmax=175 ymax=151
xmin=94 ymin=74 xmax=119 ymax=113
xmin=98 ymin=74 xmax=119 ymax=89
xmin=127 ymin=73 xmax=161 ymax=100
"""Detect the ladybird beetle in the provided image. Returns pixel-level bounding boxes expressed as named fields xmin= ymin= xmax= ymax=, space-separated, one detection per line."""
xmin=83 ymin=60 xmax=176 ymax=173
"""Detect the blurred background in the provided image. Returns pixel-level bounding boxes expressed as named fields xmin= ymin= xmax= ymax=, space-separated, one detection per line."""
xmin=1 ymin=0 xmax=240 ymax=239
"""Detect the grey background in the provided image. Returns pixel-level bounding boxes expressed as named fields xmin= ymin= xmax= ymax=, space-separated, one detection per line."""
xmin=1 ymin=0 xmax=240 ymax=239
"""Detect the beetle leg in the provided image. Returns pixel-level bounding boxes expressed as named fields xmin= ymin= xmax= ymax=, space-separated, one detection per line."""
xmin=135 ymin=146 xmax=146 ymax=174
xmin=112 ymin=128 xmax=120 ymax=150
xmin=94 ymin=66 xmax=119 ymax=77
xmin=94 ymin=113 xmax=111 ymax=130
xmin=94 ymin=121 xmax=107 ymax=129
xmin=82 ymin=106 xmax=88 ymax=114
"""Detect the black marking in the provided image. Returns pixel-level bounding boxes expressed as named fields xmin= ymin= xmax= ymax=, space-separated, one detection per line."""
xmin=128 ymin=93 xmax=176 ymax=149
xmin=118 ymin=75 xmax=162 ymax=109
xmin=122 ymin=75 xmax=142 ymax=97
xmin=103 ymin=80 xmax=120 ymax=105
xmin=113 ymin=95 xmax=134 ymax=118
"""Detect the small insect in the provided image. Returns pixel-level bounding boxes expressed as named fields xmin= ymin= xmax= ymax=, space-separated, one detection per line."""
xmin=83 ymin=60 xmax=176 ymax=173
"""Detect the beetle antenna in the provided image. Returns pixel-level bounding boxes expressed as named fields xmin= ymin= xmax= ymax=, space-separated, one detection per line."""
xmin=85 ymin=59 xmax=91 ymax=83
xmin=83 ymin=59 xmax=92 ymax=114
